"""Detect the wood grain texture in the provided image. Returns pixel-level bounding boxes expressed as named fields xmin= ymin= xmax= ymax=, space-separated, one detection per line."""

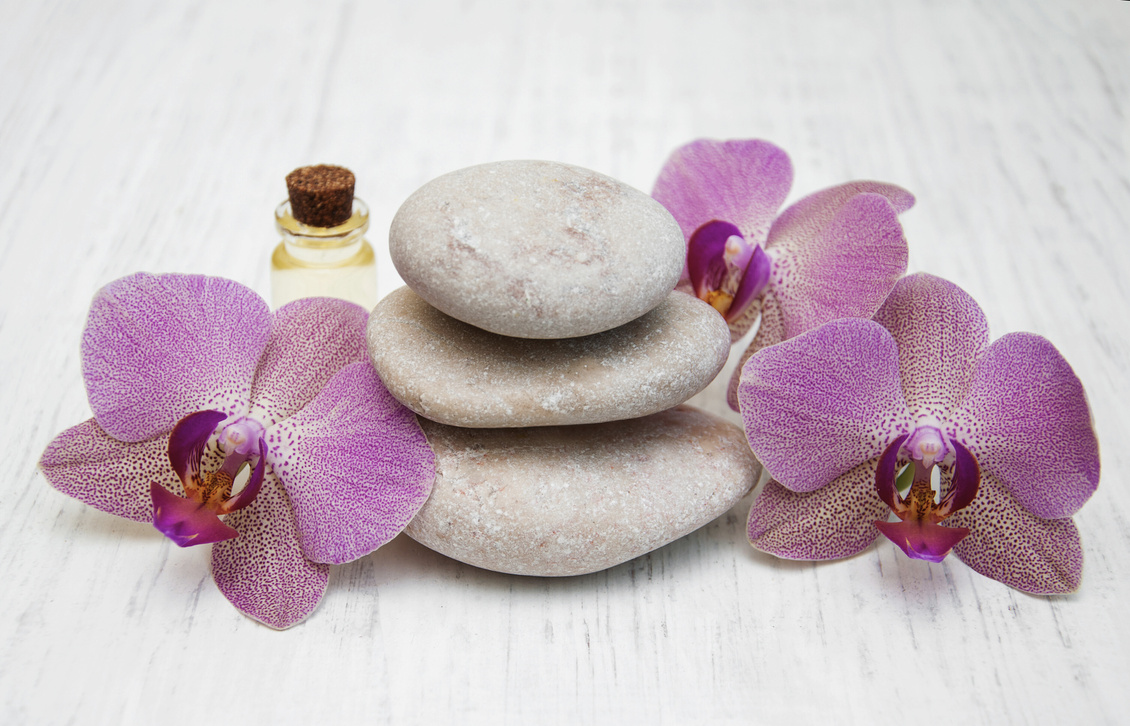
xmin=2 ymin=0 xmax=1128 ymax=723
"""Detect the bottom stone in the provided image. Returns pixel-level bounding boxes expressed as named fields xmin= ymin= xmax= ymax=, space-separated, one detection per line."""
xmin=407 ymin=405 xmax=761 ymax=576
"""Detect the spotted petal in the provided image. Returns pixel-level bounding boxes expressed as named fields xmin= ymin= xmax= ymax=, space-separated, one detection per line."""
xmin=38 ymin=418 xmax=179 ymax=523
xmin=951 ymin=332 xmax=1099 ymax=519
xmin=766 ymin=190 xmax=910 ymax=340
xmin=873 ymin=273 xmax=989 ymax=420
xmin=748 ymin=460 xmax=887 ymax=560
xmin=267 ymin=362 xmax=435 ymax=565
xmin=766 ymin=180 xmax=914 ymax=254
xmin=211 ymin=473 xmax=330 ymax=629
xmin=653 ymin=139 xmax=793 ymax=284
xmin=739 ymin=318 xmax=911 ymax=492
xmin=81 ymin=273 xmax=270 ymax=442
xmin=947 ymin=471 xmax=1084 ymax=594
xmin=246 ymin=297 xmax=371 ymax=428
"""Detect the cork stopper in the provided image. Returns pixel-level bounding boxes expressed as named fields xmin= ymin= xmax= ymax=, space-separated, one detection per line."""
xmin=286 ymin=165 xmax=355 ymax=227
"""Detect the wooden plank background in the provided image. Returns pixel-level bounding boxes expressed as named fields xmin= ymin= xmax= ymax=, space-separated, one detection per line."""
xmin=1 ymin=0 xmax=1127 ymax=723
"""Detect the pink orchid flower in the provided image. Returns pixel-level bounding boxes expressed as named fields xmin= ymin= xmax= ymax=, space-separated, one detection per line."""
xmin=651 ymin=138 xmax=914 ymax=409
xmin=738 ymin=273 xmax=1100 ymax=594
xmin=39 ymin=273 xmax=435 ymax=628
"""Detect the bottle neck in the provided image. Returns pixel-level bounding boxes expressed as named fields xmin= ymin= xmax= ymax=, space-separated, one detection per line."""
xmin=275 ymin=198 xmax=370 ymax=266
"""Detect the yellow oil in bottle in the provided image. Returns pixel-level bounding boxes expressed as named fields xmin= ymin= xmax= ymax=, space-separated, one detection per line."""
xmin=270 ymin=197 xmax=378 ymax=311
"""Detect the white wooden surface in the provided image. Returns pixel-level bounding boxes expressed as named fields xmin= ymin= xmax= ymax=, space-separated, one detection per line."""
xmin=2 ymin=0 xmax=1128 ymax=723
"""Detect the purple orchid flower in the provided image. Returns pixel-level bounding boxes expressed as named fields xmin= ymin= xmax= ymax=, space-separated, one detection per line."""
xmin=737 ymin=273 xmax=1100 ymax=594
xmin=39 ymin=273 xmax=435 ymax=628
xmin=651 ymin=138 xmax=915 ymax=409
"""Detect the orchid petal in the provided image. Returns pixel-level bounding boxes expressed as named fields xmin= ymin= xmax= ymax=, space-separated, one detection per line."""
xmin=874 ymin=434 xmax=910 ymax=513
xmin=211 ymin=473 xmax=330 ymax=629
xmin=81 ymin=273 xmax=270 ymax=442
xmin=39 ymin=418 xmax=178 ymax=523
xmin=727 ymin=288 xmax=787 ymax=410
xmin=686 ymin=221 xmax=745 ymax=299
xmin=738 ymin=318 xmax=911 ymax=492
xmin=748 ymin=460 xmax=887 ymax=560
xmin=951 ymin=332 xmax=1099 ymax=519
xmin=150 ymin=482 xmax=239 ymax=546
xmin=267 ymin=362 xmax=435 ymax=565
xmin=947 ymin=471 xmax=1084 ymax=594
xmin=246 ymin=297 xmax=370 ymax=428
xmin=766 ymin=192 xmax=909 ymax=340
xmin=873 ymin=518 xmax=969 ymax=563
xmin=167 ymin=409 xmax=226 ymax=493
xmin=873 ymin=273 xmax=989 ymax=419
xmin=652 ymin=138 xmax=793 ymax=244
xmin=728 ymin=244 xmax=771 ymax=326
xmin=766 ymin=180 xmax=914 ymax=252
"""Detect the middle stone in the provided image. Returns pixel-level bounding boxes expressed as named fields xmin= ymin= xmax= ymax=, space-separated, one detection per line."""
xmin=367 ymin=287 xmax=731 ymax=428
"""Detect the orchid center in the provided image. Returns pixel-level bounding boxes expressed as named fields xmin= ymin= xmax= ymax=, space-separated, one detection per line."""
xmin=904 ymin=425 xmax=948 ymax=469
xmin=150 ymin=410 xmax=268 ymax=547
xmin=687 ymin=220 xmax=771 ymax=323
xmin=220 ymin=416 xmax=266 ymax=457
xmin=872 ymin=427 xmax=981 ymax=563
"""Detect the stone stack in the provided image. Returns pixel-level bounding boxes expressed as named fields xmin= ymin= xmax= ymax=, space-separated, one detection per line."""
xmin=366 ymin=160 xmax=761 ymax=576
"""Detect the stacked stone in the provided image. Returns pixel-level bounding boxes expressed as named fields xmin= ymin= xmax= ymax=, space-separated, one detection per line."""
xmin=366 ymin=161 xmax=761 ymax=577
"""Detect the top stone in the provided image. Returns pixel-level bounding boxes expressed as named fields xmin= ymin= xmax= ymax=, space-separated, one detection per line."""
xmin=389 ymin=160 xmax=685 ymax=339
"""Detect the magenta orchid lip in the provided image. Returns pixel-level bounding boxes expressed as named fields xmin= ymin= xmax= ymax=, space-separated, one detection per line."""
xmin=151 ymin=410 xmax=268 ymax=547
xmin=872 ymin=431 xmax=980 ymax=563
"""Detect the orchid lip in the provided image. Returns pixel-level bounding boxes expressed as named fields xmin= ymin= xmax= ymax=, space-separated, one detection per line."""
xmin=151 ymin=481 xmax=239 ymax=547
xmin=873 ymin=518 xmax=971 ymax=563
xmin=152 ymin=410 xmax=269 ymax=546
xmin=686 ymin=220 xmax=771 ymax=323
xmin=873 ymin=432 xmax=981 ymax=562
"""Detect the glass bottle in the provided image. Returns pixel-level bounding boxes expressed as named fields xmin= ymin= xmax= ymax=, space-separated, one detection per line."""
xmin=270 ymin=165 xmax=378 ymax=311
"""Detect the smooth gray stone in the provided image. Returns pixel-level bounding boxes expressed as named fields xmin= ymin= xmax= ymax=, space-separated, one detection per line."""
xmin=407 ymin=405 xmax=761 ymax=577
xmin=367 ymin=287 xmax=730 ymax=428
xmin=389 ymin=160 xmax=685 ymax=339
